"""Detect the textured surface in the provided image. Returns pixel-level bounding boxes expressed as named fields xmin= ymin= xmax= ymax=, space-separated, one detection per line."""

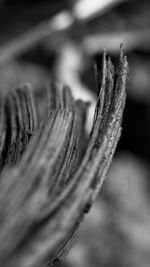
xmin=0 ymin=49 xmax=128 ymax=267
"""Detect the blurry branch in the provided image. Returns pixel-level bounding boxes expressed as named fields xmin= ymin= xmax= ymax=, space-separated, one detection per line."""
xmin=73 ymin=0 xmax=126 ymax=21
xmin=82 ymin=29 xmax=150 ymax=54
xmin=0 ymin=48 xmax=128 ymax=267
xmin=0 ymin=21 xmax=51 ymax=66
xmin=0 ymin=0 xmax=126 ymax=66
xmin=0 ymin=24 xmax=149 ymax=67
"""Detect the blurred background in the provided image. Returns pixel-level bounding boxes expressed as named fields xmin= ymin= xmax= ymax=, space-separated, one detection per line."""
xmin=0 ymin=0 xmax=150 ymax=266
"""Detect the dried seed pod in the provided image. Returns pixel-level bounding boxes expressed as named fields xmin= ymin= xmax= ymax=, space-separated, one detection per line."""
xmin=0 ymin=48 xmax=128 ymax=267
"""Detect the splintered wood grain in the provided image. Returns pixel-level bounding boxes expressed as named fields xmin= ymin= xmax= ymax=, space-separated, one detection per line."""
xmin=0 ymin=49 xmax=128 ymax=267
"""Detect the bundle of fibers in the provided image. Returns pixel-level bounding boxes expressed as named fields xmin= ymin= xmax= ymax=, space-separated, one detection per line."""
xmin=0 ymin=49 xmax=128 ymax=267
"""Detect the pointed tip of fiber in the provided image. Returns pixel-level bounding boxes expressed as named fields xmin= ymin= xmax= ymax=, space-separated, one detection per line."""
xmin=120 ymin=43 xmax=124 ymax=61
xmin=103 ymin=48 xmax=107 ymax=60
xmin=102 ymin=48 xmax=107 ymax=69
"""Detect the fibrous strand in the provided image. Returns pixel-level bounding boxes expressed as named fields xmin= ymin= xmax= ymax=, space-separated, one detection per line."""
xmin=0 ymin=48 xmax=128 ymax=267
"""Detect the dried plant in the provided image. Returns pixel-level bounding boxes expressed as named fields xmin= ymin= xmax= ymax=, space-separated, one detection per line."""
xmin=0 ymin=48 xmax=128 ymax=267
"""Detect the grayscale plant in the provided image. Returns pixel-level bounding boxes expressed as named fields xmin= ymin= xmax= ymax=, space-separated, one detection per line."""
xmin=0 ymin=48 xmax=128 ymax=267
